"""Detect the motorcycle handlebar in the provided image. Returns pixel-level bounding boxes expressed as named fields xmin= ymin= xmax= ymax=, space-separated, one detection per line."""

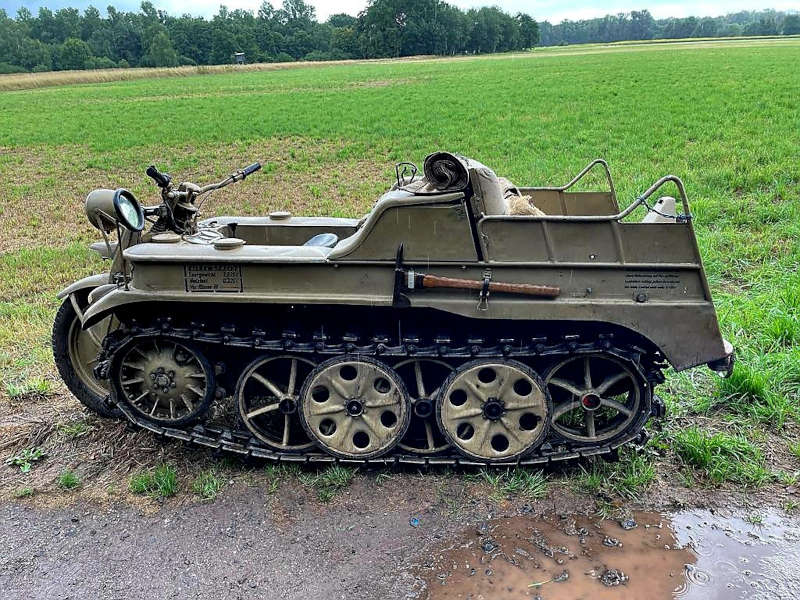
xmin=241 ymin=162 xmax=262 ymax=178
xmin=153 ymin=160 xmax=263 ymax=199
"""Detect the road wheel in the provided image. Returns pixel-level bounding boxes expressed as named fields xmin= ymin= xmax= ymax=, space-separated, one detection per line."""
xmin=437 ymin=359 xmax=550 ymax=463
xmin=299 ymin=356 xmax=410 ymax=460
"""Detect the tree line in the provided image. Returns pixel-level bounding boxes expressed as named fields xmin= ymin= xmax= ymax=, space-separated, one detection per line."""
xmin=0 ymin=0 xmax=539 ymax=73
xmin=0 ymin=2 xmax=797 ymax=74
xmin=539 ymin=9 xmax=799 ymax=46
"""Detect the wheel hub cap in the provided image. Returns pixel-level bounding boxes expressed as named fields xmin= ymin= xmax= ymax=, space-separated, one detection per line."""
xmin=346 ymin=399 xmax=364 ymax=417
xmin=149 ymin=368 xmax=177 ymax=395
xmin=581 ymin=393 xmax=602 ymax=411
xmin=414 ymin=398 xmax=433 ymax=419
xmin=279 ymin=398 xmax=297 ymax=415
xmin=482 ymin=397 xmax=505 ymax=421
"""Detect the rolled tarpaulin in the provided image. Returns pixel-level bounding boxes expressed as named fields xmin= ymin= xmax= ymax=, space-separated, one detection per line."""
xmin=423 ymin=151 xmax=470 ymax=192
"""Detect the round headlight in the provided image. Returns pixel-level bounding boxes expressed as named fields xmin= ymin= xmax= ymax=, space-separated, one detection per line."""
xmin=113 ymin=189 xmax=145 ymax=232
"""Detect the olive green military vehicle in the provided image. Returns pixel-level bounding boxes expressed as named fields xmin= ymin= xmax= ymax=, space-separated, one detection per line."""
xmin=53 ymin=152 xmax=733 ymax=466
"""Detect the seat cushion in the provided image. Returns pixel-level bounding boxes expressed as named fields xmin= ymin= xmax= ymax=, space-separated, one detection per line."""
xmin=303 ymin=232 xmax=339 ymax=247
xmin=466 ymin=159 xmax=507 ymax=216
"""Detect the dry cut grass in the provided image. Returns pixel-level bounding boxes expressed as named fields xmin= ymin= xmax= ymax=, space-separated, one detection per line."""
xmin=0 ymin=56 xmax=442 ymax=92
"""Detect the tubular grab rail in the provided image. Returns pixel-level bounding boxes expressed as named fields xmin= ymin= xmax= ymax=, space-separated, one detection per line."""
xmin=524 ymin=158 xmax=617 ymax=204
xmin=481 ymin=174 xmax=691 ymax=223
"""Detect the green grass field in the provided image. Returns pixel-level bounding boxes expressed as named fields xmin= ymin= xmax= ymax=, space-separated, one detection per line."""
xmin=1 ymin=39 xmax=799 ymax=505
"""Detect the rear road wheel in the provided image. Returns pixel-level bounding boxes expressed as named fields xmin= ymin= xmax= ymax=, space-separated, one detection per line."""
xmin=544 ymin=353 xmax=649 ymax=445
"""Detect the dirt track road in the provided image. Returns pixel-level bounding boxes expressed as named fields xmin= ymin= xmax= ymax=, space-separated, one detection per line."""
xmin=1 ymin=486 xmax=431 ymax=599
xmin=1 ymin=476 xmax=504 ymax=600
xmin=3 ymin=476 xmax=799 ymax=600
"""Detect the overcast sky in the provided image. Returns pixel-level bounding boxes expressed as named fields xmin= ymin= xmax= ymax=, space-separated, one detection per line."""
xmin=3 ymin=0 xmax=798 ymax=22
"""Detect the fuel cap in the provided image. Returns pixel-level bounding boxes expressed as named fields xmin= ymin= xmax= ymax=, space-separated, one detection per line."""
xmin=151 ymin=232 xmax=181 ymax=244
xmin=213 ymin=237 xmax=245 ymax=250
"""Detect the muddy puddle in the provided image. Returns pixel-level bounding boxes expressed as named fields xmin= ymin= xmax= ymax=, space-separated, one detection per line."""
xmin=414 ymin=508 xmax=800 ymax=599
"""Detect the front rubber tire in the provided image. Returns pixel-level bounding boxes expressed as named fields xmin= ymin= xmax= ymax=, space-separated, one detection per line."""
xmin=52 ymin=296 xmax=121 ymax=419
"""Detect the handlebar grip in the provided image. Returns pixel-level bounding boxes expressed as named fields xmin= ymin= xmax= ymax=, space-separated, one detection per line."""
xmin=146 ymin=165 xmax=171 ymax=188
xmin=242 ymin=162 xmax=262 ymax=178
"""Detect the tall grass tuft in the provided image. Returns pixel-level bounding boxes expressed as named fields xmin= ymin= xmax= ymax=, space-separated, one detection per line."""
xmin=673 ymin=426 xmax=770 ymax=486
xmin=129 ymin=464 xmax=179 ymax=498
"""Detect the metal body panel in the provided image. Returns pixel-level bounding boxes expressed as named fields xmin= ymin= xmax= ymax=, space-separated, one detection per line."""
xmin=85 ymin=255 xmax=725 ymax=370
xmin=126 ymin=243 xmax=333 ymax=263
xmin=332 ymin=203 xmax=477 ymax=261
xmin=479 ymin=220 xmax=700 ymax=269
xmin=519 ymin=190 xmax=619 ymax=216
xmin=328 ymin=191 xmax=468 ymax=261
xmin=78 ymin=157 xmax=729 ymax=375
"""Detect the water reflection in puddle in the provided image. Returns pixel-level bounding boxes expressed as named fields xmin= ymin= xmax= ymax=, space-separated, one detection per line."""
xmin=415 ymin=509 xmax=800 ymax=599
xmin=673 ymin=509 xmax=800 ymax=599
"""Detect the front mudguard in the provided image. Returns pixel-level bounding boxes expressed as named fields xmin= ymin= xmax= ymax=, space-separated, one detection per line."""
xmin=82 ymin=287 xmax=155 ymax=329
xmin=56 ymin=273 xmax=111 ymax=301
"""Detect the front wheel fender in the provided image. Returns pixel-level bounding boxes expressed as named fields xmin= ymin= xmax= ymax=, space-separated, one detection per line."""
xmin=82 ymin=287 xmax=154 ymax=329
xmin=56 ymin=273 xmax=111 ymax=300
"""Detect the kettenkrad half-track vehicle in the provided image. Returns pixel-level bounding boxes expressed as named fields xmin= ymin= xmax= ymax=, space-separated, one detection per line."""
xmin=53 ymin=152 xmax=734 ymax=466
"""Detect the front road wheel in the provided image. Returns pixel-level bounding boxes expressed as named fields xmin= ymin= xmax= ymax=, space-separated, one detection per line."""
xmin=52 ymin=295 xmax=121 ymax=419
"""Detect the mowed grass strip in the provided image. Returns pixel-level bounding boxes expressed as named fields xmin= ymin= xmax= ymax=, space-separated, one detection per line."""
xmin=0 ymin=39 xmax=798 ymax=493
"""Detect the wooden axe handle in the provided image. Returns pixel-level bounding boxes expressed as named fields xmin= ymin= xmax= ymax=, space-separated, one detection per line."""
xmin=420 ymin=275 xmax=560 ymax=298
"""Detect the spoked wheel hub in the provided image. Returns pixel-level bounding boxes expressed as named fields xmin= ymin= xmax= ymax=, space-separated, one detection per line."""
xmin=279 ymin=398 xmax=297 ymax=414
xmin=299 ymin=356 xmax=410 ymax=459
xmin=112 ymin=337 xmax=215 ymax=426
xmin=346 ymin=399 xmax=364 ymax=416
xmin=437 ymin=359 xmax=550 ymax=462
xmin=394 ymin=359 xmax=452 ymax=455
xmin=580 ymin=393 xmax=602 ymax=411
xmin=414 ymin=398 xmax=434 ymax=419
xmin=544 ymin=353 xmax=648 ymax=444
xmin=236 ymin=355 xmax=316 ymax=452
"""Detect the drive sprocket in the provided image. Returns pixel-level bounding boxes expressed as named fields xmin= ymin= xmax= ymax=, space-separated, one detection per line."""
xmin=110 ymin=336 xmax=215 ymax=426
